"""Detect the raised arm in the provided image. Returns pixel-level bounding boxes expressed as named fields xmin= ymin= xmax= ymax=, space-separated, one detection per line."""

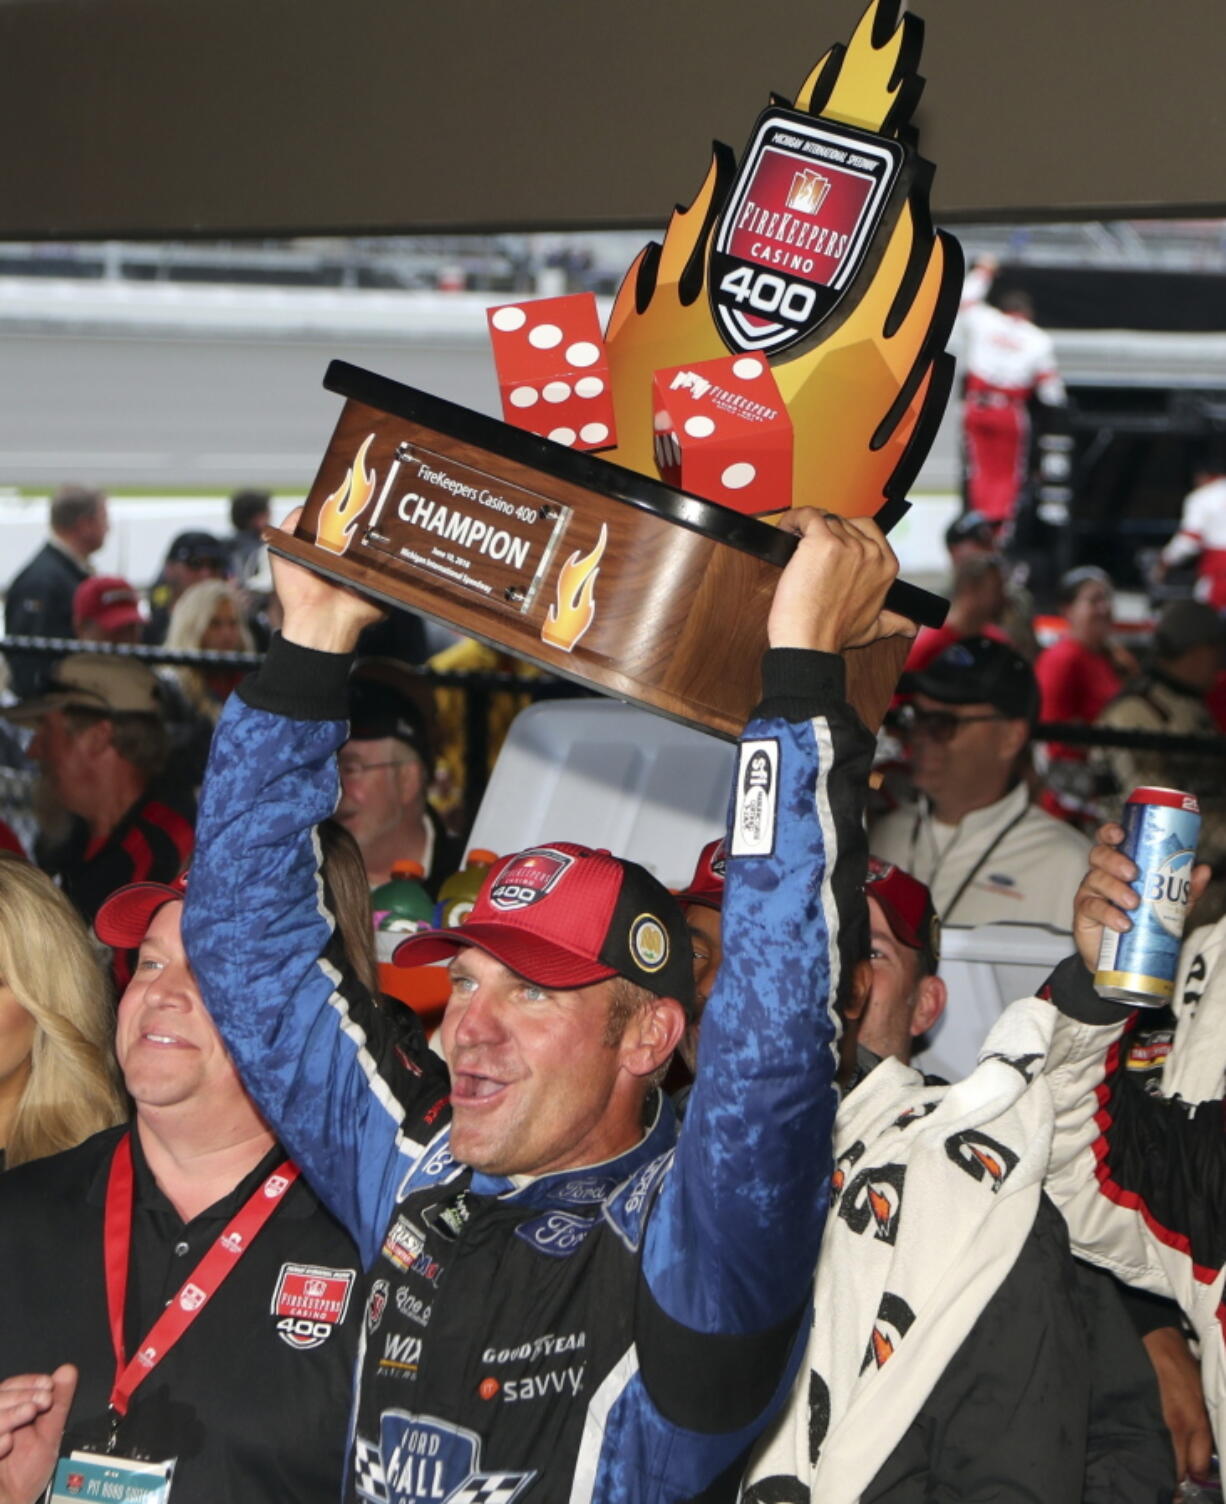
xmin=637 ymin=511 xmax=910 ymax=1424
xmin=182 ymin=518 xmax=452 ymax=1266
xmin=1043 ymin=828 xmax=1226 ymax=1296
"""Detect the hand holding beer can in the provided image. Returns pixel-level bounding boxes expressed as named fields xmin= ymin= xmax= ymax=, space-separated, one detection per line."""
xmin=1095 ymin=786 xmax=1201 ymax=1004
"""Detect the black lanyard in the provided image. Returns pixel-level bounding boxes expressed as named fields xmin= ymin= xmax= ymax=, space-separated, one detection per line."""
xmin=909 ymin=801 xmax=1030 ymax=924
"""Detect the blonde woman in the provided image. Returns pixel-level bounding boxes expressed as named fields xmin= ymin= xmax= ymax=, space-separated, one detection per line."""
xmin=163 ymin=578 xmax=254 ymax=722
xmin=0 ymin=855 xmax=126 ymax=1169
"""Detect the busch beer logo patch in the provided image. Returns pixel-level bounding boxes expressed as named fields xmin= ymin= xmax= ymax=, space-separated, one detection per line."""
xmin=710 ymin=109 xmax=904 ymax=356
xmin=489 ymin=847 xmax=574 ymax=912
xmin=1126 ymin=1031 xmax=1174 ymax=1073
xmin=272 ymin=1262 xmax=355 ymax=1350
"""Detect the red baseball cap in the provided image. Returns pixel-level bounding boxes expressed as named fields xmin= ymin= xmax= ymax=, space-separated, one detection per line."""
xmin=674 ymin=838 xmax=726 ymax=911
xmin=73 ymin=576 xmax=143 ymax=635
xmin=95 ymin=872 xmax=188 ymax=949
xmin=865 ymin=856 xmax=941 ymax=971
xmin=394 ymin=842 xmax=694 ymax=1010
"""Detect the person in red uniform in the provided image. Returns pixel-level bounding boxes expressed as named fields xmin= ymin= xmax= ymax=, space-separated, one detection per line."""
xmin=959 ymin=258 xmax=1066 ymax=535
xmin=1035 ymin=567 xmax=1136 ymax=824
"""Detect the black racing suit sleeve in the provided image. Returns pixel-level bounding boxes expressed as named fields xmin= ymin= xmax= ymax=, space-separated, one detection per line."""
xmin=638 ymin=647 xmax=869 ymax=1433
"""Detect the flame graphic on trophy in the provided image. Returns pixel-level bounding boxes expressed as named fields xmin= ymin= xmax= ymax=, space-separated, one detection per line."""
xmin=601 ymin=0 xmax=962 ymax=525
xmin=315 ymin=433 xmax=377 ymax=556
xmin=541 ymin=525 xmax=608 ymax=652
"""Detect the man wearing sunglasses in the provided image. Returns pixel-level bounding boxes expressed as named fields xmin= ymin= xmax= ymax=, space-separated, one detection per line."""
xmin=337 ymin=669 xmax=462 ymax=895
xmin=871 ymin=636 xmax=1090 ymax=929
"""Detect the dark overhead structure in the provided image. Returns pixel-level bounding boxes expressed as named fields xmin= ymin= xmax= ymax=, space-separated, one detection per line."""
xmin=1 ymin=0 xmax=1223 ymax=239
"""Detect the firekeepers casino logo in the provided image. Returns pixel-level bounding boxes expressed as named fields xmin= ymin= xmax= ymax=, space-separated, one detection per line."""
xmin=710 ymin=108 xmax=904 ymax=356
xmin=271 ymin=1262 xmax=356 ymax=1350
xmin=488 ymin=847 xmax=574 ymax=912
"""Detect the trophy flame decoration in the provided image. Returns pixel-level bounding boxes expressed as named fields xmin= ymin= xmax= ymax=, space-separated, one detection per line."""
xmin=315 ymin=432 xmax=377 ymax=556
xmin=601 ymin=0 xmax=962 ymax=526
xmin=541 ymin=525 xmax=609 ymax=653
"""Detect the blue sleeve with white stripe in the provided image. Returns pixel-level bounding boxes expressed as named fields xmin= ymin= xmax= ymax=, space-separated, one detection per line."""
xmin=181 ymin=634 xmax=451 ymax=1268
xmin=642 ymin=649 xmax=871 ymax=1341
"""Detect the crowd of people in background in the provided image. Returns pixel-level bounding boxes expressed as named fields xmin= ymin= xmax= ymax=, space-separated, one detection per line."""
xmin=0 ymin=437 xmax=1225 ymax=1503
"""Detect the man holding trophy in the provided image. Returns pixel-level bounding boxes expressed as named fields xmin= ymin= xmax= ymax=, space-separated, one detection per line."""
xmin=125 ymin=506 xmax=902 ymax=1504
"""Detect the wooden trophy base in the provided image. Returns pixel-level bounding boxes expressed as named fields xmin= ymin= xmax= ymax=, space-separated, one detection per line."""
xmin=269 ymin=361 xmax=943 ymax=738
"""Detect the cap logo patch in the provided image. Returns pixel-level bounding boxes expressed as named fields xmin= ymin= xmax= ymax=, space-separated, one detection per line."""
xmin=629 ymin=915 xmax=669 ymax=973
xmin=489 ymin=846 xmax=575 ymax=912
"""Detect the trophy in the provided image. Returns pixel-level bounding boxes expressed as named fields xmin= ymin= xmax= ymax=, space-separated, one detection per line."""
xmin=269 ymin=0 xmax=960 ymax=737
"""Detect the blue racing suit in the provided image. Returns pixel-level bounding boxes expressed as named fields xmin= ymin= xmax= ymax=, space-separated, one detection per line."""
xmin=183 ymin=635 xmax=871 ymax=1503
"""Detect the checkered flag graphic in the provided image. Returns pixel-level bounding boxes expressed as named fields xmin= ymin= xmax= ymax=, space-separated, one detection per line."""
xmin=352 ymin=1435 xmax=388 ymax=1504
xmin=450 ymin=1474 xmax=534 ymax=1504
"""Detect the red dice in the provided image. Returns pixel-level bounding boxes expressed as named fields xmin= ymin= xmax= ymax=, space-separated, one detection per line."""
xmin=487 ymin=293 xmax=617 ymax=452
xmin=651 ymin=354 xmax=792 ymax=516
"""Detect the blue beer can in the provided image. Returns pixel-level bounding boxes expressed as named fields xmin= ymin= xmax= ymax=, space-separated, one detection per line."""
xmin=1096 ymin=786 xmax=1201 ymax=1004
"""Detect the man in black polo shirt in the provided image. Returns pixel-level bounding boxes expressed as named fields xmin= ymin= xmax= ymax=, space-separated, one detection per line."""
xmin=0 ymin=874 xmax=367 ymax=1503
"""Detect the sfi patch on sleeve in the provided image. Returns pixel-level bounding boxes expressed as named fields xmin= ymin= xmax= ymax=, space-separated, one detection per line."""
xmin=731 ymin=739 xmax=779 ymax=857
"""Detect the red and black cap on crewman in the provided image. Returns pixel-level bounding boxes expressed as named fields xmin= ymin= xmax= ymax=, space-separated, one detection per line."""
xmin=865 ymin=856 xmax=941 ymax=973
xmin=95 ymin=872 xmax=189 ymax=949
xmin=674 ymin=838 xmax=727 ymax=912
xmin=394 ymin=842 xmax=695 ymax=1014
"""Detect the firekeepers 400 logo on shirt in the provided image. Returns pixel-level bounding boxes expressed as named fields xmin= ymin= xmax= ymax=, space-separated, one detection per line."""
xmin=271 ymin=1262 xmax=356 ymax=1350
